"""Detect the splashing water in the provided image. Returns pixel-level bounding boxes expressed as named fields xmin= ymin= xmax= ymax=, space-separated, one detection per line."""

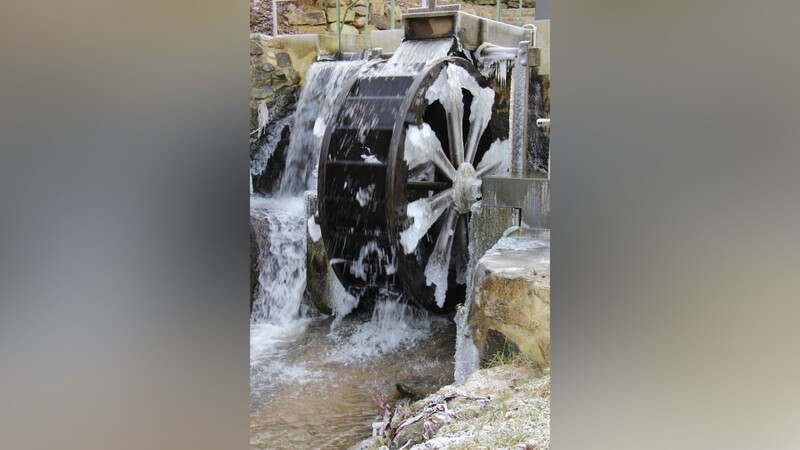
xmin=279 ymin=61 xmax=365 ymax=196
xmin=250 ymin=196 xmax=307 ymax=323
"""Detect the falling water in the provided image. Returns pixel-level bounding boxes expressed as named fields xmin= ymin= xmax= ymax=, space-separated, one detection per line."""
xmin=251 ymin=43 xmax=482 ymax=448
xmin=250 ymin=196 xmax=307 ymax=322
xmin=278 ymin=61 xmax=365 ymax=196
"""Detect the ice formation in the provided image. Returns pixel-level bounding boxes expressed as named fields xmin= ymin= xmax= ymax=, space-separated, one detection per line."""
xmin=404 ymin=123 xmax=455 ymax=180
xmin=400 ymin=196 xmax=449 ymax=254
xmin=479 ymin=57 xmax=510 ymax=88
xmin=355 ymin=184 xmax=375 ymax=207
xmin=313 ymin=117 xmax=326 ymax=138
xmin=349 ymin=241 xmax=395 ymax=282
xmin=250 ymin=116 xmax=291 ymax=176
xmin=476 ymin=138 xmax=511 ymax=176
xmin=328 ymin=273 xmax=359 ymax=327
xmin=425 ymin=64 xmax=495 ymax=164
xmin=255 ymin=100 xmax=270 ymax=139
xmin=307 ymin=215 xmax=322 ymax=242
xmin=361 ymin=153 xmax=382 ymax=164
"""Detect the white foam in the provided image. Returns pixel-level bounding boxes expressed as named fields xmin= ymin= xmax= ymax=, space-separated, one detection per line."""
xmin=250 ymin=196 xmax=307 ymax=322
xmin=325 ymin=300 xmax=445 ymax=362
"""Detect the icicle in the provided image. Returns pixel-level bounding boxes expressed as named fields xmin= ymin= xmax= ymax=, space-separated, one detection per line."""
xmin=256 ymin=100 xmax=269 ymax=139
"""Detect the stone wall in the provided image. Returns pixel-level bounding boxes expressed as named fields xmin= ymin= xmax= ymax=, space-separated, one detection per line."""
xmin=268 ymin=0 xmax=538 ymax=35
xmin=276 ymin=0 xmax=401 ymax=35
xmin=250 ymin=34 xmax=317 ymax=194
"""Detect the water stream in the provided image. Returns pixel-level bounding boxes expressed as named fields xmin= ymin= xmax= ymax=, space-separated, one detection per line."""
xmin=249 ymin=41 xmax=484 ymax=448
xmin=250 ymin=304 xmax=455 ymax=449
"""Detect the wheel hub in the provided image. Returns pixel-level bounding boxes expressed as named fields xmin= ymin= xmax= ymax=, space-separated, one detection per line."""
xmin=452 ymin=163 xmax=482 ymax=214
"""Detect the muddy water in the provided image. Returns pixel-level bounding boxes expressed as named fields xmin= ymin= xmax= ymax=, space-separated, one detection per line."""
xmin=250 ymin=302 xmax=456 ymax=450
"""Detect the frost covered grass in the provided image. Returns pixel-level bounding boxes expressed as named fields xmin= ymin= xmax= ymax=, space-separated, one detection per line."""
xmin=360 ymin=365 xmax=550 ymax=450
xmin=416 ymin=366 xmax=549 ymax=450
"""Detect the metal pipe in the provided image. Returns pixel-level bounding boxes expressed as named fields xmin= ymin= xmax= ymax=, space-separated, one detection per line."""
xmin=517 ymin=0 xmax=522 ymax=26
xmin=272 ymin=0 xmax=278 ymax=35
xmin=336 ymin=0 xmax=341 ymax=50
xmin=365 ymin=0 xmax=370 ymax=50
xmin=496 ymin=0 xmax=501 ymax=21
xmin=536 ymin=118 xmax=550 ymax=130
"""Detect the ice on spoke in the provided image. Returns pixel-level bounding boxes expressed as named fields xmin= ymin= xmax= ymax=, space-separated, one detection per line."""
xmin=405 ymin=123 xmax=455 ymax=180
xmin=476 ymin=138 xmax=511 ymax=176
xmin=424 ymin=208 xmax=458 ymax=308
xmin=400 ymin=195 xmax=450 ymax=254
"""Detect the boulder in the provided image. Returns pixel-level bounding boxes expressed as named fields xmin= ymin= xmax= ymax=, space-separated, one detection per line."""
xmin=369 ymin=13 xmax=391 ymax=30
xmin=285 ymin=8 xmax=327 ymax=26
xmin=468 ymin=234 xmax=550 ymax=366
xmin=328 ymin=23 xmax=359 ymax=34
xmin=275 ymin=52 xmax=292 ymax=67
xmin=296 ymin=25 xmax=328 ymax=34
xmin=326 ymin=7 xmax=355 ymax=22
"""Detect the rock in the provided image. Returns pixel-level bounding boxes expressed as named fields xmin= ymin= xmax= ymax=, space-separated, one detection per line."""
xmin=297 ymin=25 xmax=328 ymax=34
xmin=250 ymin=40 xmax=263 ymax=56
xmin=285 ymin=8 xmax=327 ymax=26
xmin=385 ymin=5 xmax=401 ymax=21
xmin=369 ymin=13 xmax=391 ymax=30
xmin=274 ymin=52 xmax=291 ymax=67
xmin=352 ymin=5 xmax=367 ymax=16
xmin=370 ymin=0 xmax=384 ymax=15
xmin=392 ymin=418 xmax=425 ymax=449
xmin=396 ymin=383 xmax=424 ymax=400
xmin=348 ymin=436 xmax=384 ymax=450
xmin=326 ymin=7 xmax=355 ymax=22
xmin=264 ymin=38 xmax=284 ymax=49
xmin=354 ymin=16 xmax=366 ymax=27
xmin=328 ymin=23 xmax=359 ymax=34
xmin=305 ymin=194 xmax=333 ymax=315
xmin=251 ymin=87 xmax=274 ymax=99
xmin=250 ymin=220 xmax=259 ymax=311
xmin=468 ymin=235 xmax=550 ymax=366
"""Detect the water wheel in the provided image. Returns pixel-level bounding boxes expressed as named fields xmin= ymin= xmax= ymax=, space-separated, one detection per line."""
xmin=318 ymin=52 xmax=505 ymax=312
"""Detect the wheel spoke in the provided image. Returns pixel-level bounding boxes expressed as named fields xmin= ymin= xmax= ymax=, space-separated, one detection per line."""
xmin=405 ymin=123 xmax=456 ymax=181
xmin=453 ymin=214 xmax=469 ymax=284
xmin=446 ymin=107 xmax=465 ymax=167
xmin=399 ymin=188 xmax=454 ymax=254
xmin=476 ymin=158 xmax=502 ymax=177
xmin=464 ymin=118 xmax=488 ymax=165
xmin=424 ymin=206 xmax=459 ymax=308
xmin=430 ymin=139 xmax=457 ymax=181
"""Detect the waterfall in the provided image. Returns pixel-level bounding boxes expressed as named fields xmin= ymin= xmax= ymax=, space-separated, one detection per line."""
xmin=250 ymin=196 xmax=307 ymax=323
xmin=278 ymin=60 xmax=365 ymax=196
